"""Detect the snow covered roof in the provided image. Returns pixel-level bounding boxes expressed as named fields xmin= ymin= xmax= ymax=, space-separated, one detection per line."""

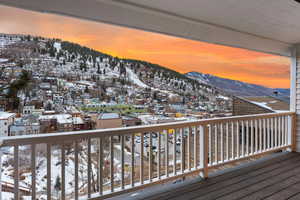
xmin=73 ymin=117 xmax=84 ymax=124
xmin=0 ymin=112 xmax=15 ymax=120
xmin=99 ymin=113 xmax=120 ymax=120
xmin=0 ymin=58 xmax=8 ymax=63
xmin=39 ymin=114 xmax=73 ymax=124
xmin=241 ymin=96 xmax=289 ymax=113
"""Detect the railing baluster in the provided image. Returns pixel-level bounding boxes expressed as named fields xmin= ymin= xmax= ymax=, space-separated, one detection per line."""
xmin=263 ymin=118 xmax=266 ymax=151
xmin=181 ymin=128 xmax=185 ymax=172
xmin=131 ymin=134 xmax=135 ymax=186
xmin=236 ymin=121 xmax=239 ymax=158
xmin=157 ymin=132 xmax=161 ymax=179
xmin=278 ymin=117 xmax=281 ymax=147
xmin=259 ymin=119 xmax=262 ymax=152
xmin=74 ymin=141 xmax=79 ymax=200
xmin=99 ymin=138 xmax=103 ymax=195
xmin=14 ymin=145 xmax=19 ymax=200
xmin=267 ymin=118 xmax=270 ymax=149
xmin=214 ymin=124 xmax=218 ymax=163
xmin=31 ymin=144 xmax=36 ymax=200
xmin=47 ymin=144 xmax=51 ymax=200
xmin=220 ymin=123 xmax=224 ymax=162
xmin=226 ymin=122 xmax=229 ymax=160
xmin=282 ymin=116 xmax=285 ymax=146
xmin=140 ymin=133 xmax=144 ymax=183
xmin=246 ymin=120 xmax=249 ymax=155
xmin=188 ymin=127 xmax=192 ymax=170
xmin=279 ymin=116 xmax=282 ymax=146
xmin=61 ymin=143 xmax=65 ymax=200
xmin=250 ymin=120 xmax=254 ymax=154
xmin=275 ymin=117 xmax=278 ymax=147
xmin=173 ymin=129 xmax=177 ymax=175
xmin=255 ymin=120 xmax=258 ymax=153
xmin=165 ymin=130 xmax=169 ymax=177
xmin=199 ymin=125 xmax=208 ymax=179
xmin=281 ymin=116 xmax=284 ymax=146
xmin=284 ymin=116 xmax=288 ymax=146
xmin=110 ymin=136 xmax=114 ymax=192
xmin=208 ymin=125 xmax=212 ymax=165
xmin=287 ymin=116 xmax=291 ymax=146
xmin=271 ymin=118 xmax=274 ymax=148
xmin=194 ymin=126 xmax=198 ymax=168
xmin=121 ymin=135 xmax=125 ymax=188
xmin=87 ymin=138 xmax=92 ymax=197
xmin=149 ymin=132 xmax=153 ymax=181
xmin=231 ymin=122 xmax=234 ymax=159
xmin=241 ymin=121 xmax=245 ymax=157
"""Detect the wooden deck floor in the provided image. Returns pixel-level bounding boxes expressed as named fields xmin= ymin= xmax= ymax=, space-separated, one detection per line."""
xmin=110 ymin=152 xmax=300 ymax=200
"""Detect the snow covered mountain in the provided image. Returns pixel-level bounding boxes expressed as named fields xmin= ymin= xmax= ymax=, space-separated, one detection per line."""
xmin=186 ymin=72 xmax=289 ymax=100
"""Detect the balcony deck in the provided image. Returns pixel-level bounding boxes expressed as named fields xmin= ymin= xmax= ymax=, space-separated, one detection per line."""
xmin=111 ymin=152 xmax=300 ymax=200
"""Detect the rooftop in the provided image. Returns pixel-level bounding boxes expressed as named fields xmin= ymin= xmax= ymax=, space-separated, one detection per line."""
xmin=241 ymin=96 xmax=289 ymax=113
xmin=0 ymin=112 xmax=15 ymax=120
xmin=99 ymin=113 xmax=120 ymax=120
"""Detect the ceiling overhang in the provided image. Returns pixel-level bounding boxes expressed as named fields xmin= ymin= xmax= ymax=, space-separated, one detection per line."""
xmin=0 ymin=0 xmax=294 ymax=57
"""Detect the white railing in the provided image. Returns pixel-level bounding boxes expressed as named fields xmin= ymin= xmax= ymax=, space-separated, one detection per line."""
xmin=0 ymin=112 xmax=295 ymax=200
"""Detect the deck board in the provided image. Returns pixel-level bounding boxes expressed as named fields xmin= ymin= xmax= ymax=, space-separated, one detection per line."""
xmin=109 ymin=152 xmax=300 ymax=200
xmin=145 ymin=153 xmax=298 ymax=200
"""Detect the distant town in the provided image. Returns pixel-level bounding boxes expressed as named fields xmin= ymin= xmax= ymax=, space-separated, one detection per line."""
xmin=0 ymin=33 xmax=236 ymax=138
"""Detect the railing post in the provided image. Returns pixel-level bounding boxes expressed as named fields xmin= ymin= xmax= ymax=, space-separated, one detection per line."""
xmin=291 ymin=114 xmax=297 ymax=152
xmin=287 ymin=114 xmax=296 ymax=152
xmin=200 ymin=125 xmax=208 ymax=179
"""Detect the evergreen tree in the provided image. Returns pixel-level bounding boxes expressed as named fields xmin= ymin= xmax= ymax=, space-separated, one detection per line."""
xmin=54 ymin=176 xmax=61 ymax=191
xmin=84 ymin=86 xmax=89 ymax=93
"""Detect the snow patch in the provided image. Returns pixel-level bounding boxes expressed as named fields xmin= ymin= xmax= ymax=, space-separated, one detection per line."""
xmin=53 ymin=42 xmax=61 ymax=52
xmin=126 ymin=67 xmax=149 ymax=88
xmin=0 ymin=58 xmax=8 ymax=63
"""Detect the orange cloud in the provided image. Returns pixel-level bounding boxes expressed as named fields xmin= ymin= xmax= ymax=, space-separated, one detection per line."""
xmin=0 ymin=5 xmax=290 ymax=88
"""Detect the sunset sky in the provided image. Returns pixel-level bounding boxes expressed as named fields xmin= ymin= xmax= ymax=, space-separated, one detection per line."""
xmin=0 ymin=5 xmax=290 ymax=88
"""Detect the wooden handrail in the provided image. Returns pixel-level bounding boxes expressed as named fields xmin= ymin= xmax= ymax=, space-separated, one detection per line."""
xmin=0 ymin=112 xmax=294 ymax=147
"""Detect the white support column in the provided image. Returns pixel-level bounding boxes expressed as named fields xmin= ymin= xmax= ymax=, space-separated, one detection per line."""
xmin=291 ymin=45 xmax=299 ymax=151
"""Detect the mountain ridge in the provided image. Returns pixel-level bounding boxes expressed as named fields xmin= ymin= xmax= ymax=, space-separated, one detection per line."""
xmin=186 ymin=71 xmax=289 ymax=102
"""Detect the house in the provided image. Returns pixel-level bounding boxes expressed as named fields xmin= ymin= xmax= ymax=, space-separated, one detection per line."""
xmin=0 ymin=112 xmax=15 ymax=136
xmin=122 ymin=115 xmax=142 ymax=127
xmin=39 ymin=115 xmax=57 ymax=133
xmin=95 ymin=113 xmax=122 ymax=129
xmin=72 ymin=116 xmax=85 ymax=131
xmin=10 ymin=119 xmax=40 ymax=136
xmin=22 ymin=105 xmax=35 ymax=115
xmin=54 ymin=114 xmax=73 ymax=132
xmin=233 ymin=96 xmax=289 ymax=116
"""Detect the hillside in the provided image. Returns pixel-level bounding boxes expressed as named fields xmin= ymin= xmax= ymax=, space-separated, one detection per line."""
xmin=0 ymin=33 xmax=232 ymax=113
